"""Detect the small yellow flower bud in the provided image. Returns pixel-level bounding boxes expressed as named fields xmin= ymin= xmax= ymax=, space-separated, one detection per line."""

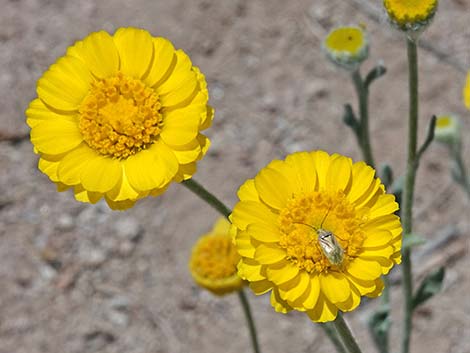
xmin=323 ymin=26 xmax=369 ymax=71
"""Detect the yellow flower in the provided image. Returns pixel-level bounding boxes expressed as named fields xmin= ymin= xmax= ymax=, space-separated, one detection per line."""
xmin=231 ymin=151 xmax=402 ymax=322
xmin=383 ymin=0 xmax=437 ymax=32
xmin=434 ymin=115 xmax=461 ymax=146
xmin=189 ymin=218 xmax=244 ymax=295
xmin=463 ymin=71 xmax=470 ymax=110
xmin=26 ymin=28 xmax=213 ymax=210
xmin=323 ymin=26 xmax=369 ymax=70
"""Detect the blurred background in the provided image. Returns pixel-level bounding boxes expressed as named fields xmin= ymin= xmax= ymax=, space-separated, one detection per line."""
xmin=0 ymin=0 xmax=469 ymax=352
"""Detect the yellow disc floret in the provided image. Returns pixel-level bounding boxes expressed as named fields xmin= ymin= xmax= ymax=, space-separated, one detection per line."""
xmin=384 ymin=0 xmax=437 ymax=29
xmin=79 ymin=72 xmax=163 ymax=159
xmin=323 ymin=26 xmax=369 ymax=70
xmin=325 ymin=27 xmax=365 ymax=56
xmin=189 ymin=218 xmax=244 ymax=296
xmin=278 ymin=191 xmax=366 ymax=273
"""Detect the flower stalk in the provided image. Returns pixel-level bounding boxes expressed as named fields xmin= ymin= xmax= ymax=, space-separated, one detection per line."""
xmin=401 ymin=36 xmax=419 ymax=353
xmin=238 ymin=290 xmax=261 ymax=353
xmin=321 ymin=323 xmax=347 ymax=353
xmin=332 ymin=313 xmax=363 ymax=353
xmin=182 ymin=179 xmax=261 ymax=353
xmin=351 ymin=69 xmax=375 ymax=167
xmin=182 ymin=179 xmax=231 ymax=219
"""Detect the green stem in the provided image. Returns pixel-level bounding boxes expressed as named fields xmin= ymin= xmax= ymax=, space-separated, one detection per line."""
xmin=332 ymin=313 xmax=363 ymax=353
xmin=401 ymin=37 xmax=419 ymax=353
xmin=182 ymin=179 xmax=231 ymax=219
xmin=182 ymin=179 xmax=261 ymax=353
xmin=321 ymin=323 xmax=347 ymax=353
xmin=238 ymin=290 xmax=261 ymax=353
xmin=352 ymin=69 xmax=375 ymax=167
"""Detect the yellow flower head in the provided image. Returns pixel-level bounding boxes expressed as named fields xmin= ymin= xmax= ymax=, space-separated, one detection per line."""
xmin=26 ymin=28 xmax=213 ymax=210
xmin=434 ymin=115 xmax=461 ymax=146
xmin=463 ymin=71 xmax=470 ymax=110
xmin=323 ymin=26 xmax=369 ymax=70
xmin=231 ymin=151 xmax=402 ymax=322
xmin=383 ymin=0 xmax=437 ymax=32
xmin=189 ymin=218 xmax=244 ymax=296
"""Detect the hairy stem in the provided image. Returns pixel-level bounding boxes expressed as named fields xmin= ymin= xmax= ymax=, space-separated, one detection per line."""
xmin=333 ymin=313 xmax=363 ymax=353
xmin=401 ymin=37 xmax=419 ymax=353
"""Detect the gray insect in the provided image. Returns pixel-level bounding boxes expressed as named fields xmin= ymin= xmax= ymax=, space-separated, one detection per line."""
xmin=294 ymin=208 xmax=345 ymax=266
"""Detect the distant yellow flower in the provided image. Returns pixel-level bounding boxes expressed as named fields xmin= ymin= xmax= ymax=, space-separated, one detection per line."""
xmin=435 ymin=115 xmax=461 ymax=146
xmin=26 ymin=28 xmax=213 ymax=210
xmin=323 ymin=26 xmax=369 ymax=70
xmin=231 ymin=151 xmax=402 ymax=322
xmin=383 ymin=0 xmax=437 ymax=32
xmin=463 ymin=72 xmax=470 ymax=110
xmin=189 ymin=218 xmax=244 ymax=295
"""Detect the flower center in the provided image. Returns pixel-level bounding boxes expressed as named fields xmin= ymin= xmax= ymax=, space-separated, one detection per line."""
xmin=384 ymin=0 xmax=437 ymax=25
xmin=79 ymin=72 xmax=163 ymax=159
xmin=191 ymin=235 xmax=240 ymax=280
xmin=325 ymin=27 xmax=365 ymax=55
xmin=278 ymin=191 xmax=366 ymax=273
xmin=436 ymin=116 xmax=451 ymax=128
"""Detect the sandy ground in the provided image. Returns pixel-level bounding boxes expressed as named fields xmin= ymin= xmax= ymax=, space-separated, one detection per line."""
xmin=0 ymin=0 xmax=469 ymax=352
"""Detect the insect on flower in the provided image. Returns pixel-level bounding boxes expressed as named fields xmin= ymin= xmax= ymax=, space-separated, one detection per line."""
xmin=295 ymin=209 xmax=345 ymax=266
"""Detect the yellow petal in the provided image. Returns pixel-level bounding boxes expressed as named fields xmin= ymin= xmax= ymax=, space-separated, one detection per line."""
xmin=353 ymin=178 xmax=382 ymax=209
xmin=285 ymin=151 xmax=317 ymax=193
xmin=37 ymin=55 xmax=93 ymax=112
xmin=106 ymin=167 xmax=140 ymax=202
xmin=307 ymin=294 xmax=338 ymax=323
xmin=105 ymin=197 xmax=137 ymax=211
xmin=270 ymin=288 xmax=292 ymax=313
xmin=281 ymin=271 xmax=310 ymax=305
xmin=303 ymin=275 xmax=321 ymax=309
xmin=160 ymin=108 xmax=200 ymax=146
xmin=235 ymin=230 xmax=256 ymax=258
xmin=57 ymin=143 xmax=97 ymax=185
xmin=200 ymin=104 xmax=214 ymax=130
xmin=67 ymin=30 xmax=119 ymax=79
xmin=326 ymin=155 xmax=352 ymax=192
xmin=369 ymin=194 xmax=399 ymax=219
xmin=266 ymin=260 xmax=299 ymax=285
xmin=38 ymin=157 xmax=60 ymax=182
xmin=320 ymin=271 xmax=350 ymax=304
xmin=231 ymin=200 xmax=277 ymax=231
xmin=347 ymin=161 xmax=376 ymax=203
xmin=31 ymin=119 xmax=83 ymax=155
xmin=113 ymin=27 xmax=154 ymax=79
xmin=366 ymin=278 xmax=384 ymax=298
xmin=74 ymin=185 xmax=102 ymax=204
xmin=464 ymin=71 xmax=470 ymax=109
xmin=345 ymin=273 xmax=376 ymax=296
xmin=173 ymin=162 xmax=197 ymax=182
xmin=362 ymin=230 xmax=393 ymax=248
xmin=254 ymin=244 xmax=286 ymax=264
xmin=237 ymin=179 xmax=260 ymax=202
xmin=80 ymin=155 xmax=122 ymax=193
xmin=336 ymin=286 xmax=361 ymax=312
xmin=170 ymin=139 xmax=202 ymax=164
xmin=254 ymin=166 xmax=291 ymax=210
xmin=347 ymin=257 xmax=382 ymax=280
xmin=311 ymin=150 xmax=331 ymax=190
xmin=26 ymin=98 xmax=77 ymax=128
xmin=247 ymin=222 xmax=281 ymax=243
xmin=249 ymin=279 xmax=272 ymax=295
xmin=238 ymin=258 xmax=265 ymax=282
xmin=144 ymin=37 xmax=176 ymax=87
xmin=156 ymin=50 xmax=198 ymax=107
xmin=124 ymin=141 xmax=178 ymax=191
